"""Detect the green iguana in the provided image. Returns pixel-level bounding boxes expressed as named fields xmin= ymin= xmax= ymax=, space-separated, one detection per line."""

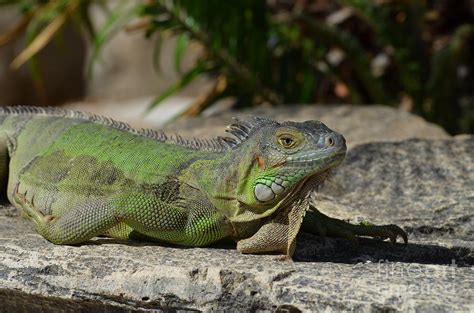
xmin=0 ymin=106 xmax=407 ymax=256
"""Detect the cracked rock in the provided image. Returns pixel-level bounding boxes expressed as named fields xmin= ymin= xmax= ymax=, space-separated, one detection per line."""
xmin=0 ymin=106 xmax=472 ymax=312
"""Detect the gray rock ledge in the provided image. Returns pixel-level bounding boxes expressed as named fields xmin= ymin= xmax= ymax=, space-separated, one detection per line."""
xmin=0 ymin=137 xmax=472 ymax=312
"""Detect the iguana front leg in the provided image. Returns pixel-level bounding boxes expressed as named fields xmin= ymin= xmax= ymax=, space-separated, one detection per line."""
xmin=236 ymin=199 xmax=308 ymax=256
xmin=302 ymin=205 xmax=408 ymax=246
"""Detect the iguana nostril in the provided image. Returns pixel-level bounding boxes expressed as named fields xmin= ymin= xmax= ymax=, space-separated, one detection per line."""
xmin=325 ymin=137 xmax=335 ymax=147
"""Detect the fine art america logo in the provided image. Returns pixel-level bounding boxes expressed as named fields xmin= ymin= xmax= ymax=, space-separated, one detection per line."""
xmin=376 ymin=259 xmax=460 ymax=297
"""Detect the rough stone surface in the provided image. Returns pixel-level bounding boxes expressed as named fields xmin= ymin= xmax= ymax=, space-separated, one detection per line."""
xmin=0 ymin=109 xmax=473 ymax=312
xmin=164 ymin=105 xmax=449 ymax=148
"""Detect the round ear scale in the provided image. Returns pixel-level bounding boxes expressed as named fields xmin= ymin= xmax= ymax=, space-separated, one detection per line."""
xmin=254 ymin=183 xmax=275 ymax=202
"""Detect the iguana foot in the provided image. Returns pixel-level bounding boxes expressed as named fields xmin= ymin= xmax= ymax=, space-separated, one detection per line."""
xmin=12 ymin=181 xmax=53 ymax=226
xmin=303 ymin=207 xmax=408 ymax=247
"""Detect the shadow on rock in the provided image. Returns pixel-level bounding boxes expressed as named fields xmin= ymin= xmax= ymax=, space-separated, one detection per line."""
xmin=294 ymin=233 xmax=473 ymax=266
xmin=83 ymin=235 xmax=238 ymax=251
xmin=81 ymin=232 xmax=473 ymax=267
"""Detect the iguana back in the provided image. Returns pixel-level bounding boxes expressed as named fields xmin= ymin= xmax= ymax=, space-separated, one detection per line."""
xmin=0 ymin=107 xmax=218 ymax=215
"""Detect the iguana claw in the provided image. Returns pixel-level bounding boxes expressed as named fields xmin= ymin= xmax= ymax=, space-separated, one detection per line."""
xmin=303 ymin=207 xmax=408 ymax=246
xmin=372 ymin=224 xmax=408 ymax=245
xmin=12 ymin=181 xmax=47 ymax=225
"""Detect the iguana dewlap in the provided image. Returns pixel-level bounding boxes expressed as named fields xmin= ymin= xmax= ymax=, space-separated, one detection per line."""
xmin=0 ymin=106 xmax=407 ymax=256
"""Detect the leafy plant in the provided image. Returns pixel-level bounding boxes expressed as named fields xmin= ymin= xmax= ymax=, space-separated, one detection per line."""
xmin=1 ymin=0 xmax=473 ymax=134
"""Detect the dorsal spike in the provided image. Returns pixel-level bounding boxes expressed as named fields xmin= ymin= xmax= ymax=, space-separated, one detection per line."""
xmin=224 ymin=116 xmax=278 ymax=145
xmin=0 ymin=106 xmax=280 ymax=153
xmin=231 ymin=117 xmax=252 ymax=131
xmin=225 ymin=126 xmax=248 ymax=140
xmin=217 ymin=136 xmax=238 ymax=147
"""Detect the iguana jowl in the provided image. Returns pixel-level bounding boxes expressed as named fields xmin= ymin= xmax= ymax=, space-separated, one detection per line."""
xmin=0 ymin=106 xmax=407 ymax=256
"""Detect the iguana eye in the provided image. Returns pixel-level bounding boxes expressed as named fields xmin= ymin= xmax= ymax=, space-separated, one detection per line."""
xmin=278 ymin=135 xmax=296 ymax=148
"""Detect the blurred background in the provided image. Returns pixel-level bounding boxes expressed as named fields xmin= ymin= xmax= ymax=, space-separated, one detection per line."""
xmin=0 ymin=0 xmax=472 ymax=133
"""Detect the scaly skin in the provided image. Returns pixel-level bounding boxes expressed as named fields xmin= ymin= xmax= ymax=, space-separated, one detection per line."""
xmin=0 ymin=107 xmax=407 ymax=256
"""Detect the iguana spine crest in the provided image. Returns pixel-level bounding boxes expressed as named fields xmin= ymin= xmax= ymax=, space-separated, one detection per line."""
xmin=0 ymin=106 xmax=237 ymax=152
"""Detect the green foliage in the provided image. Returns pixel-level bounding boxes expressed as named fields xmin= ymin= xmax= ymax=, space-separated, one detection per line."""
xmin=142 ymin=0 xmax=281 ymax=108
xmin=148 ymin=61 xmax=205 ymax=111
xmin=2 ymin=0 xmax=473 ymax=134
xmin=139 ymin=0 xmax=474 ymax=133
xmin=87 ymin=2 xmax=141 ymax=77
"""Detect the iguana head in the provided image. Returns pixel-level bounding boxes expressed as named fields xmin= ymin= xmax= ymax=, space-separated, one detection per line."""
xmin=227 ymin=117 xmax=346 ymax=213
xmin=218 ymin=117 xmax=347 ymax=255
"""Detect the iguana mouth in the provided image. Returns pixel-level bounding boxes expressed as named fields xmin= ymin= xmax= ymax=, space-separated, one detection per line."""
xmin=286 ymin=150 xmax=346 ymax=167
xmin=253 ymin=160 xmax=337 ymax=203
